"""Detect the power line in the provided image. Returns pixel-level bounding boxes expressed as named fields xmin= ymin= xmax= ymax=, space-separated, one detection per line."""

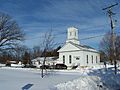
xmin=25 ymin=31 xmax=120 ymax=41
xmin=80 ymin=34 xmax=105 ymax=40
xmin=81 ymin=32 xmax=120 ymax=40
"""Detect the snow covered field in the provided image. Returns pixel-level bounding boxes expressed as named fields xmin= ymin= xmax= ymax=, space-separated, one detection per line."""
xmin=0 ymin=65 xmax=120 ymax=90
xmin=0 ymin=67 xmax=81 ymax=90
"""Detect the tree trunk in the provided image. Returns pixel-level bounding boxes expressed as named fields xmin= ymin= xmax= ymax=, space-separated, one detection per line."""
xmin=114 ymin=60 xmax=117 ymax=74
xmin=41 ymin=54 xmax=46 ymax=78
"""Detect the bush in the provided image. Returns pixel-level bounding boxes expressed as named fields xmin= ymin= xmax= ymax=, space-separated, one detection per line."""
xmin=6 ymin=63 xmax=11 ymax=67
xmin=24 ymin=64 xmax=36 ymax=68
xmin=40 ymin=65 xmax=50 ymax=69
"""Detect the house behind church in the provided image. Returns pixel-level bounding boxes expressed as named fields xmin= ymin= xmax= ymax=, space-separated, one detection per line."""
xmin=58 ymin=27 xmax=100 ymax=68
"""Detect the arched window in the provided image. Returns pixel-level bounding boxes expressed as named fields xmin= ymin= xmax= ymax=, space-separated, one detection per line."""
xmin=69 ymin=55 xmax=72 ymax=64
xmin=63 ymin=55 xmax=65 ymax=64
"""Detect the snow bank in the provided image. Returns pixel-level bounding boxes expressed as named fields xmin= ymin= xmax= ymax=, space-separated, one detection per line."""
xmin=11 ymin=64 xmax=24 ymax=68
xmin=0 ymin=63 xmax=5 ymax=67
xmin=54 ymin=76 xmax=106 ymax=90
xmin=53 ymin=65 xmax=120 ymax=90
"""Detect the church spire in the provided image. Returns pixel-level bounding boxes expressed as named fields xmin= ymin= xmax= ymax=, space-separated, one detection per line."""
xmin=66 ymin=27 xmax=80 ymax=44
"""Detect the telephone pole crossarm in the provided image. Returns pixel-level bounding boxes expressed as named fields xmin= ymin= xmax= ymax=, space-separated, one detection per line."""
xmin=102 ymin=3 xmax=118 ymax=10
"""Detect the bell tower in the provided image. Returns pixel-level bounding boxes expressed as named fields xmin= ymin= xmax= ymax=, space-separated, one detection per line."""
xmin=66 ymin=27 xmax=80 ymax=44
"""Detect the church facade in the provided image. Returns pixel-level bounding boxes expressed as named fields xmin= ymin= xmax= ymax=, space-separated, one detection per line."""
xmin=58 ymin=27 xmax=100 ymax=67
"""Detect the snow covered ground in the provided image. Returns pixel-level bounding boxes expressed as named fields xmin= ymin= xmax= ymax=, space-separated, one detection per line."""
xmin=54 ymin=65 xmax=120 ymax=90
xmin=0 ymin=65 xmax=120 ymax=90
xmin=54 ymin=76 xmax=102 ymax=90
xmin=0 ymin=67 xmax=81 ymax=90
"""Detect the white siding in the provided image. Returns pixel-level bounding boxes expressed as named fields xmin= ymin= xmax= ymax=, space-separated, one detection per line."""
xmin=83 ymin=51 xmax=100 ymax=66
xmin=58 ymin=42 xmax=100 ymax=67
xmin=59 ymin=50 xmax=100 ymax=67
xmin=59 ymin=51 xmax=84 ymax=67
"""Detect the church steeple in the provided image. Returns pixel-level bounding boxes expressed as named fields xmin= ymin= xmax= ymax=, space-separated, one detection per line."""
xmin=66 ymin=27 xmax=80 ymax=44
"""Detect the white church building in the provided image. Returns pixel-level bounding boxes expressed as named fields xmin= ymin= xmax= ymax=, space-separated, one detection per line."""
xmin=58 ymin=27 xmax=100 ymax=67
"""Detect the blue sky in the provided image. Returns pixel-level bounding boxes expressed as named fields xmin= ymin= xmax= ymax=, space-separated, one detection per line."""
xmin=0 ymin=0 xmax=120 ymax=50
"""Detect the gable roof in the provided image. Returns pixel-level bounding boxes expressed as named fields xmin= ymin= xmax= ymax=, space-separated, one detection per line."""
xmin=58 ymin=41 xmax=98 ymax=53
xmin=58 ymin=42 xmax=82 ymax=52
xmin=70 ymin=42 xmax=94 ymax=49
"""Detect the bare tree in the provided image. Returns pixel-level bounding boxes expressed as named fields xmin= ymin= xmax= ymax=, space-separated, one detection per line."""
xmin=100 ymin=32 xmax=113 ymax=64
xmin=22 ymin=51 xmax=31 ymax=66
xmin=100 ymin=32 xmax=120 ymax=74
xmin=40 ymin=30 xmax=56 ymax=78
xmin=0 ymin=12 xmax=24 ymax=53
xmin=115 ymin=36 xmax=120 ymax=60
xmin=0 ymin=52 xmax=13 ymax=64
xmin=32 ymin=46 xmax=41 ymax=59
xmin=13 ymin=45 xmax=29 ymax=61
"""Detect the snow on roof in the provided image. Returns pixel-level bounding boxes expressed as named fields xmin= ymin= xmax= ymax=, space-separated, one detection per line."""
xmin=69 ymin=42 xmax=98 ymax=52
xmin=31 ymin=57 xmax=58 ymax=62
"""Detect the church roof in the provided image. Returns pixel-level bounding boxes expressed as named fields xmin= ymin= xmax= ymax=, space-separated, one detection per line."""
xmin=58 ymin=41 xmax=98 ymax=53
xmin=70 ymin=42 xmax=94 ymax=50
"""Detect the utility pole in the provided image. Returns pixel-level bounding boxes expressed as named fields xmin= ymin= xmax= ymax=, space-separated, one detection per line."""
xmin=103 ymin=3 xmax=118 ymax=74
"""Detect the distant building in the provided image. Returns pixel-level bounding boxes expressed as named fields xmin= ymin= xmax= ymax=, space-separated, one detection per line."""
xmin=58 ymin=27 xmax=100 ymax=67
xmin=31 ymin=57 xmax=58 ymax=67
